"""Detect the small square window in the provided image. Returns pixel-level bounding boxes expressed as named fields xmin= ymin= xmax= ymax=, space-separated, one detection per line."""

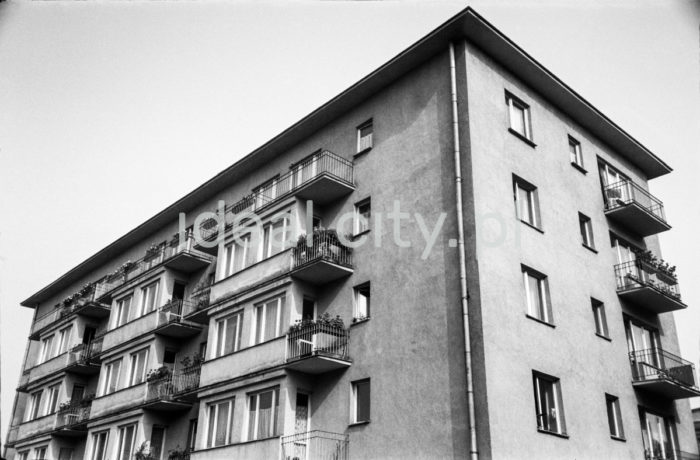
xmin=592 ymin=299 xmax=609 ymax=338
xmin=579 ymin=213 xmax=595 ymax=249
xmin=357 ymin=120 xmax=373 ymax=153
xmin=354 ymin=199 xmax=371 ymax=235
xmin=351 ymin=379 xmax=371 ymax=424
xmin=533 ymin=371 xmax=566 ymax=435
xmin=354 ymin=283 xmax=370 ymax=321
xmin=513 ymin=175 xmax=541 ymax=230
xmin=606 ymin=394 xmax=625 ymax=439
xmin=506 ymin=92 xmax=532 ymax=141
xmin=568 ymin=136 xmax=584 ymax=170
xmin=522 ymin=265 xmax=552 ymax=325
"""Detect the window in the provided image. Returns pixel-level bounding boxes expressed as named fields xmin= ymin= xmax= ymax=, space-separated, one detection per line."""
xmin=45 ymin=383 xmax=61 ymax=415
xmin=522 ymin=266 xmax=552 ymax=324
xmin=352 ymin=379 xmax=371 ymax=424
xmin=128 ymin=348 xmax=148 ymax=386
xmin=506 ymin=92 xmax=532 ymax=141
xmin=513 ymin=176 xmax=541 ymax=229
xmin=262 ymin=215 xmax=290 ymax=259
xmin=207 ymin=398 xmax=235 ymax=447
xmin=150 ymin=425 xmax=166 ymax=460
xmin=140 ymin=281 xmax=160 ymax=315
xmin=186 ymin=419 xmax=198 ymax=452
xmin=357 ymin=119 xmax=373 ymax=153
xmin=114 ymin=295 xmax=132 ymax=328
xmin=640 ymin=410 xmax=678 ymax=459
xmin=247 ymin=388 xmax=279 ymax=440
xmin=592 ymin=299 xmax=609 ymax=338
xmin=611 ymin=234 xmax=637 ymax=265
xmin=215 ymin=311 xmax=243 ymax=357
xmin=579 ymin=213 xmax=595 ymax=249
xmin=223 ymin=233 xmax=252 ymax=277
xmin=57 ymin=325 xmax=73 ymax=354
xmin=253 ymin=295 xmax=286 ymax=345
xmin=27 ymin=390 xmax=43 ymax=420
xmin=291 ymin=152 xmax=320 ymax=188
xmin=17 ymin=451 xmax=29 ymax=460
xmin=102 ymin=359 xmax=122 ymax=395
xmin=40 ymin=334 xmax=55 ymax=362
xmin=33 ymin=447 xmax=47 ymax=460
xmin=354 ymin=199 xmax=371 ymax=235
xmin=58 ymin=448 xmax=74 ymax=460
xmin=606 ymin=394 xmax=624 ymax=439
xmin=254 ymin=177 xmax=279 ymax=209
xmin=90 ymin=430 xmax=110 ymax=460
xmin=569 ymin=136 xmax=584 ymax=169
xmin=116 ymin=424 xmax=137 ymax=460
xmin=353 ymin=283 xmax=370 ymax=320
xmin=533 ymin=372 xmax=566 ymax=435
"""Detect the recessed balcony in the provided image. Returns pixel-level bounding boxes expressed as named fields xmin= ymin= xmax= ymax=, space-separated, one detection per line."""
xmin=182 ymin=287 xmax=212 ymax=324
xmin=290 ymin=230 xmax=353 ymax=285
xmin=603 ymin=180 xmax=671 ymax=237
xmin=28 ymin=287 xmax=110 ymax=340
xmin=65 ymin=339 xmax=103 ymax=375
xmin=286 ymin=322 xmax=351 ymax=374
xmin=614 ymin=260 xmax=685 ymax=314
xmin=53 ymin=404 xmax=91 ymax=437
xmin=281 ymin=430 xmax=349 ymax=460
xmin=155 ymin=300 xmax=204 ymax=338
xmin=630 ymin=348 xmax=700 ymax=399
xmin=143 ymin=365 xmax=201 ymax=411
xmin=163 ymin=234 xmax=213 ymax=273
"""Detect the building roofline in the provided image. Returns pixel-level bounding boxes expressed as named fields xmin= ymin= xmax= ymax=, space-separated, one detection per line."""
xmin=21 ymin=6 xmax=671 ymax=307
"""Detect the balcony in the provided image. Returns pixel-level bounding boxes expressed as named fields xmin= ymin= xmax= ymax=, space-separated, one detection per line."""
xmin=614 ymin=260 xmax=685 ymax=314
xmin=53 ymin=404 xmax=90 ymax=437
xmin=65 ymin=339 xmax=103 ymax=375
xmin=603 ymin=180 xmax=670 ymax=237
xmin=155 ymin=300 xmax=204 ymax=338
xmin=143 ymin=365 xmax=201 ymax=411
xmin=91 ymin=383 xmax=147 ymax=419
xmin=286 ymin=322 xmax=351 ymax=374
xmin=182 ymin=287 xmax=211 ymax=324
xmin=94 ymin=233 xmax=213 ymax=302
xmin=200 ymin=337 xmax=286 ymax=388
xmin=5 ymin=425 xmax=18 ymax=446
xmin=196 ymin=150 xmax=354 ymax=248
xmin=28 ymin=287 xmax=110 ymax=340
xmin=630 ymin=348 xmax=700 ymax=399
xmin=281 ymin=431 xmax=349 ymax=460
xmin=290 ymin=230 xmax=353 ymax=285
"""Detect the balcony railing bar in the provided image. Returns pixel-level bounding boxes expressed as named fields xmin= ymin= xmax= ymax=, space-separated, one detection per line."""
xmin=629 ymin=348 xmax=698 ymax=389
xmin=281 ymin=430 xmax=349 ymax=460
xmin=292 ymin=230 xmax=352 ymax=270
xmin=286 ymin=323 xmax=349 ymax=362
xmin=614 ymin=260 xmax=681 ymax=300
xmin=55 ymin=404 xmax=91 ymax=429
xmin=604 ymin=179 xmax=666 ymax=222
xmin=146 ymin=365 xmax=201 ymax=401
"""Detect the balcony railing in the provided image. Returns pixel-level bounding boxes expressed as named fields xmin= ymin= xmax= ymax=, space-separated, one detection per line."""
xmin=603 ymin=180 xmax=670 ymax=236
xmin=69 ymin=338 xmax=103 ymax=365
xmin=614 ymin=260 xmax=684 ymax=313
xmin=630 ymin=348 xmax=700 ymax=399
xmin=198 ymin=150 xmax=354 ymax=242
xmin=281 ymin=430 xmax=349 ymax=460
xmin=286 ymin=322 xmax=350 ymax=374
xmin=146 ymin=365 xmax=201 ymax=402
xmin=54 ymin=403 xmax=91 ymax=429
xmin=291 ymin=230 xmax=353 ymax=285
xmin=645 ymin=449 xmax=700 ymax=460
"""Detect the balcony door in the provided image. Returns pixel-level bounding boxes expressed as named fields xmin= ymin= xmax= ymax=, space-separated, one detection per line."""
xmin=611 ymin=235 xmax=637 ymax=265
xmin=292 ymin=152 xmax=320 ymax=189
xmin=599 ymin=162 xmax=631 ymax=203
xmin=625 ymin=319 xmax=660 ymax=378
xmin=292 ymin=392 xmax=310 ymax=460
xmin=640 ymin=410 xmax=678 ymax=460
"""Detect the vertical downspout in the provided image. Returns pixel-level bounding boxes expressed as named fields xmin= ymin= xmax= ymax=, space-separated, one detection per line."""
xmin=449 ymin=42 xmax=479 ymax=460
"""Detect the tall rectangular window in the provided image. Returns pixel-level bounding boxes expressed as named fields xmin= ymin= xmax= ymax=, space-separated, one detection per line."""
xmin=253 ymin=295 xmax=286 ymax=345
xmin=186 ymin=419 xmax=198 ymax=452
xmin=357 ymin=119 xmax=373 ymax=153
xmin=58 ymin=448 xmax=74 ymax=460
xmin=27 ymin=390 xmax=43 ymax=421
xmin=90 ymin=431 xmax=109 ymax=460
xmin=149 ymin=425 xmax=166 ymax=460
xmin=354 ymin=199 xmax=371 ymax=235
xmin=352 ymin=379 xmax=371 ymax=424
xmin=207 ymin=398 xmax=235 ymax=448
xmin=45 ymin=383 xmax=61 ymax=415
xmin=34 ymin=447 xmax=47 ymax=460
xmin=513 ymin=176 xmax=541 ymax=229
xmin=102 ymin=359 xmax=122 ymax=395
xmin=17 ymin=451 xmax=29 ymax=460
xmin=353 ymin=283 xmax=370 ymax=320
xmin=640 ymin=410 xmax=678 ymax=459
xmin=57 ymin=325 xmax=73 ymax=355
xmin=579 ymin=213 xmax=595 ymax=249
xmin=522 ymin=266 xmax=552 ymax=324
xmin=533 ymin=371 xmax=566 ymax=435
xmin=506 ymin=92 xmax=532 ymax=140
xmin=247 ymin=388 xmax=279 ymax=441
xmin=254 ymin=177 xmax=279 ymax=209
xmin=224 ymin=233 xmax=252 ymax=277
xmin=40 ymin=335 xmax=55 ymax=362
xmin=262 ymin=215 xmax=290 ymax=259
xmin=140 ymin=281 xmax=160 ymax=315
xmin=116 ymin=424 xmax=137 ymax=460
xmin=569 ymin=136 xmax=584 ymax=169
xmin=114 ymin=295 xmax=132 ymax=328
xmin=215 ymin=311 xmax=243 ymax=358
xmin=606 ymin=394 xmax=625 ymax=439
xmin=128 ymin=348 xmax=148 ymax=386
xmin=592 ymin=299 xmax=609 ymax=338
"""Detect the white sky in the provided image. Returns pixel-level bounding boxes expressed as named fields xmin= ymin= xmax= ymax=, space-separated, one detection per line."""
xmin=1 ymin=0 xmax=699 ymax=439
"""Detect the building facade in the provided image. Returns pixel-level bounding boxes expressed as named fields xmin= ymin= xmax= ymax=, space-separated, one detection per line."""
xmin=4 ymin=8 xmax=698 ymax=460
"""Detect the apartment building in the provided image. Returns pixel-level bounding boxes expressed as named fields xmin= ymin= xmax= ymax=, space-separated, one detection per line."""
xmin=4 ymin=7 xmax=698 ymax=460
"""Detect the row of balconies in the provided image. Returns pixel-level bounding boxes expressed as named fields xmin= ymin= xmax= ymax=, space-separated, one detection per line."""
xmin=5 ymin=403 xmax=91 ymax=448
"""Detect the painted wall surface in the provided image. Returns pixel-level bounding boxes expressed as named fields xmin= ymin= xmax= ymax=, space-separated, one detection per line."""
xmin=462 ymin=41 xmax=697 ymax=459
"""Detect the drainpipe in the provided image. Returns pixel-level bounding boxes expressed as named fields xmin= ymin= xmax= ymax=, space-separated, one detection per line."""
xmin=449 ymin=42 xmax=478 ymax=460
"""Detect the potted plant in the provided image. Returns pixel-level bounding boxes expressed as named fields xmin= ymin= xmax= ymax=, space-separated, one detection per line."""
xmin=168 ymin=445 xmax=189 ymax=460
xmin=134 ymin=442 xmax=155 ymax=460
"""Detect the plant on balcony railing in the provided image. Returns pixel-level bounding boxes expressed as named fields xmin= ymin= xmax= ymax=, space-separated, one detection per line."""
xmin=146 ymin=366 xmax=172 ymax=382
xmin=633 ymin=249 xmax=677 ymax=282
xmin=167 ymin=446 xmax=190 ymax=460
xmin=292 ymin=228 xmax=352 ymax=268
xmin=288 ymin=312 xmax=345 ymax=334
xmin=179 ymin=352 xmax=205 ymax=369
xmin=287 ymin=314 xmax=349 ymax=362
xmin=615 ymin=260 xmax=681 ymax=300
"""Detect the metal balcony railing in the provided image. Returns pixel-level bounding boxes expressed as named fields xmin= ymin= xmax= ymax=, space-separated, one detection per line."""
xmin=614 ymin=260 xmax=681 ymax=300
xmin=645 ymin=449 xmax=700 ymax=460
xmin=198 ymin=150 xmax=354 ymax=241
xmin=286 ymin=323 xmax=349 ymax=363
xmin=630 ymin=348 xmax=698 ymax=389
xmin=604 ymin=179 xmax=666 ymax=222
xmin=55 ymin=403 xmax=91 ymax=429
xmin=281 ymin=430 xmax=349 ymax=460
xmin=69 ymin=338 xmax=103 ymax=365
xmin=292 ymin=230 xmax=352 ymax=270
xmin=146 ymin=365 xmax=201 ymax=401
xmin=181 ymin=288 xmax=211 ymax=318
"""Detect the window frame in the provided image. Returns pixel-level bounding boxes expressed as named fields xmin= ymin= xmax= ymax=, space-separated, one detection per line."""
xmin=606 ymin=394 xmax=625 ymax=440
xmin=522 ymin=265 xmax=553 ymax=325
xmin=128 ymin=347 xmax=149 ymax=386
xmin=568 ymin=135 xmax=585 ymax=171
xmin=57 ymin=325 xmax=73 ymax=355
xmin=351 ymin=379 xmax=371 ymax=424
xmin=45 ymin=383 xmax=61 ymax=415
xmin=116 ymin=423 xmax=138 ymax=460
xmin=33 ymin=446 xmax=47 ymax=460
xmin=90 ymin=430 xmax=110 ymax=460
xmin=252 ymin=295 xmax=286 ymax=345
xmin=506 ymin=91 xmax=533 ymax=142
xmin=353 ymin=282 xmax=371 ymax=321
xmin=114 ymin=294 xmax=133 ymax=328
xmin=214 ymin=310 xmax=243 ymax=358
xmin=102 ymin=358 xmax=122 ymax=395
xmin=206 ymin=397 xmax=235 ymax=448
xmin=140 ymin=281 xmax=160 ymax=316
xmin=357 ymin=119 xmax=374 ymax=153
xmin=579 ymin=212 xmax=596 ymax=250
xmin=27 ymin=389 xmax=43 ymax=421
xmin=532 ymin=371 xmax=567 ymax=436
xmin=592 ymin=298 xmax=610 ymax=339
xmin=40 ymin=334 xmax=55 ymax=362
xmin=354 ymin=198 xmax=371 ymax=236
xmin=513 ymin=175 xmax=541 ymax=230
xmin=247 ymin=387 xmax=280 ymax=441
